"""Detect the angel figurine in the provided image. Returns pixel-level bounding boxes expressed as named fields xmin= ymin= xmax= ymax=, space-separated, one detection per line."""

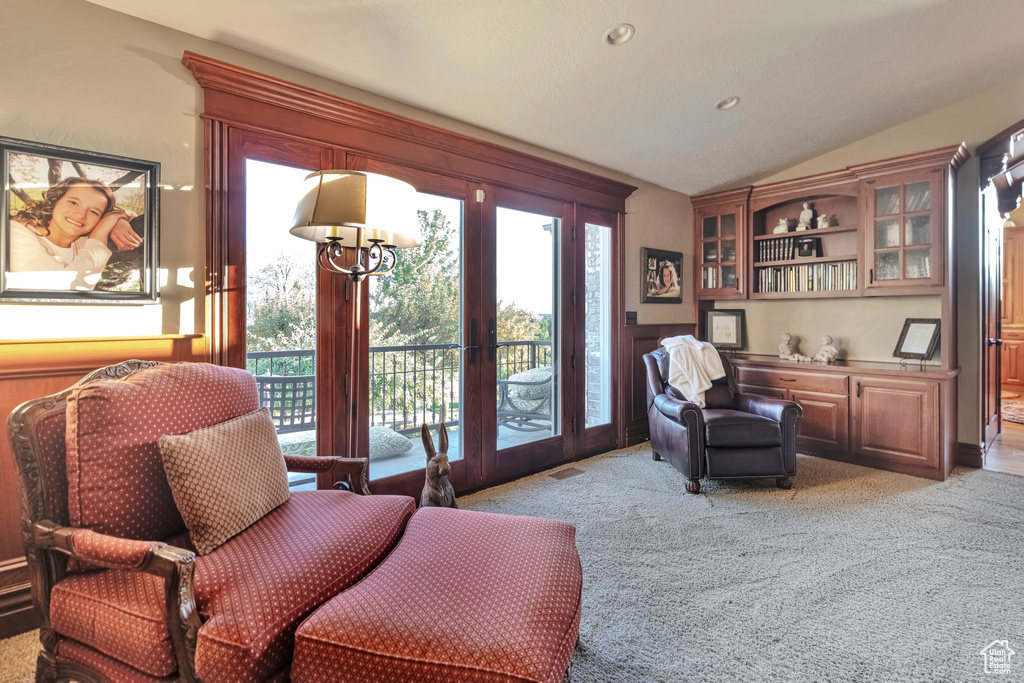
xmin=779 ymin=333 xmax=795 ymax=358
xmin=814 ymin=335 xmax=840 ymax=363
xmin=817 ymin=213 xmax=830 ymax=230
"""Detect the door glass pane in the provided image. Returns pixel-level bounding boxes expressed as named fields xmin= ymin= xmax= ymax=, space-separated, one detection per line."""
xmin=876 ymin=186 xmax=900 ymax=216
xmin=703 ymin=266 xmax=717 ymax=289
xmin=905 ymin=248 xmax=931 ymax=279
xmin=721 ymin=240 xmax=736 ymax=263
xmin=367 ymin=193 xmax=464 ymax=480
xmin=875 ymin=219 xmax=900 ymax=248
xmin=721 ymin=265 xmax=737 ymax=289
xmin=245 ymin=159 xmax=318 ymax=491
xmin=875 ymin=251 xmax=899 ymax=280
xmin=906 ymin=216 xmax=931 ymax=245
xmin=906 ymin=181 xmax=931 ymax=212
xmin=720 ymin=213 xmax=736 ymax=236
xmin=702 ymin=216 xmax=717 ymax=238
xmin=584 ymin=223 xmax=612 ymax=427
xmin=496 ymin=207 xmax=559 ymax=448
xmin=702 ymin=242 xmax=719 ymax=263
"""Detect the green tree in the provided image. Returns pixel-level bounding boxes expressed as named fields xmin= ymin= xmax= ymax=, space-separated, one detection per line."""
xmin=246 ymin=256 xmax=317 ymax=360
xmin=369 ymin=209 xmax=460 ymax=346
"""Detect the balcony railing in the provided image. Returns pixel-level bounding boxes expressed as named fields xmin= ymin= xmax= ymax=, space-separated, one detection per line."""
xmin=246 ymin=340 xmax=552 ymax=435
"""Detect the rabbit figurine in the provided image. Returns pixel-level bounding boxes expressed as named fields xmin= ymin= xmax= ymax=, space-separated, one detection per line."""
xmin=420 ymin=421 xmax=458 ymax=509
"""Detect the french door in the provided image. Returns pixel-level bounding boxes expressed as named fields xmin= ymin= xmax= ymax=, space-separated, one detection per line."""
xmin=362 ymin=171 xmax=618 ymax=495
xmin=223 ymin=134 xmax=617 ymax=497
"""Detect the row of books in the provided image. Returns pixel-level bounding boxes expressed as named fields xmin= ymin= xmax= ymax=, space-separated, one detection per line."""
xmin=878 ymin=187 xmax=930 ymax=215
xmin=757 ymin=236 xmax=797 ymax=262
xmin=755 ymin=261 xmax=857 ymax=294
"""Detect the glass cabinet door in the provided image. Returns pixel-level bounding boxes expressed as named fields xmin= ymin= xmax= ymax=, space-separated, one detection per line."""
xmin=868 ymin=175 xmax=941 ymax=288
xmin=699 ymin=210 xmax=742 ymax=296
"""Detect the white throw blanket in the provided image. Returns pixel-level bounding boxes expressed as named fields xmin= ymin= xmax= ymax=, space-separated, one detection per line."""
xmin=661 ymin=335 xmax=726 ymax=408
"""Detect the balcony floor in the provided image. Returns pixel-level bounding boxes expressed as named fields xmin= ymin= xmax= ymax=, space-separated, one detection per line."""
xmin=278 ymin=423 xmax=555 ymax=488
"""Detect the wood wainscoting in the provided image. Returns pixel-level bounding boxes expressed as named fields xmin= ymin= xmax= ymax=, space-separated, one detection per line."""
xmin=0 ymin=335 xmax=205 ymax=638
xmin=622 ymin=323 xmax=695 ymax=446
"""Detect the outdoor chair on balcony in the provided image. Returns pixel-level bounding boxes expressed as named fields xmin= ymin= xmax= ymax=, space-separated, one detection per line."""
xmin=497 ymin=366 xmax=553 ymax=432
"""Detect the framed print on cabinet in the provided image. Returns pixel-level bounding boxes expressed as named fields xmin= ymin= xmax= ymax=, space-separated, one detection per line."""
xmin=0 ymin=136 xmax=160 ymax=303
xmin=641 ymin=247 xmax=683 ymax=303
xmin=893 ymin=318 xmax=940 ymax=361
xmin=706 ymin=309 xmax=746 ymax=349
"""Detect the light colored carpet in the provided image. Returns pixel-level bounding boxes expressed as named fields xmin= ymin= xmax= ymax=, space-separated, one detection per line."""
xmin=2 ymin=448 xmax=1022 ymax=682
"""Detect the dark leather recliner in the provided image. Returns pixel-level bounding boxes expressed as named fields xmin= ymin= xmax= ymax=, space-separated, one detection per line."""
xmin=644 ymin=347 xmax=802 ymax=494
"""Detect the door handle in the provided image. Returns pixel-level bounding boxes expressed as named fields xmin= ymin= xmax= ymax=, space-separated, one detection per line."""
xmin=447 ymin=319 xmax=479 ymax=363
xmin=487 ymin=317 xmax=497 ymax=362
xmin=778 ymin=378 xmax=797 ymax=382
xmin=989 ymin=338 xmax=996 ymax=346
xmin=856 ymin=381 xmax=861 ymax=398
xmin=997 ymin=339 xmax=1004 ymax=346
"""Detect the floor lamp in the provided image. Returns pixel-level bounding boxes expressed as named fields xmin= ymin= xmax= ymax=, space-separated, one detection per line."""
xmin=290 ymin=170 xmax=421 ymax=470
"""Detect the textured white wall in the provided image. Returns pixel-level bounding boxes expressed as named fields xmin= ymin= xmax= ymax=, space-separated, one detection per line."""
xmin=0 ymin=0 xmax=693 ymax=339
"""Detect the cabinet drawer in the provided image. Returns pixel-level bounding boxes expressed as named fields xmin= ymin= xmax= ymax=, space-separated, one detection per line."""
xmin=735 ymin=367 xmax=848 ymax=395
xmin=737 ymin=383 xmax=787 ymax=399
xmin=1003 ymin=328 xmax=1024 ymax=341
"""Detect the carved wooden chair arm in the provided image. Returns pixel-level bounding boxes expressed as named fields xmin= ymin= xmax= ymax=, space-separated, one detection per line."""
xmin=33 ymin=520 xmax=202 ymax=682
xmin=284 ymin=455 xmax=371 ymax=495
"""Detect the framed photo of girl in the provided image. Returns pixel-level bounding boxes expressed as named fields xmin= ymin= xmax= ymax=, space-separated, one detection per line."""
xmin=1 ymin=136 xmax=159 ymax=303
xmin=641 ymin=247 xmax=682 ymax=303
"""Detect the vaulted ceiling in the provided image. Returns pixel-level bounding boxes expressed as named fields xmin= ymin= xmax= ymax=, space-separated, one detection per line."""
xmin=88 ymin=0 xmax=1024 ymax=195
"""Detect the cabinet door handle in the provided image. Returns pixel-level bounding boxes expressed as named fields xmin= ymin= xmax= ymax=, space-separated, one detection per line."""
xmin=869 ymin=269 xmax=874 ymax=284
xmin=997 ymin=339 xmax=1004 ymax=346
xmin=778 ymin=378 xmax=797 ymax=382
xmin=856 ymin=381 xmax=861 ymax=398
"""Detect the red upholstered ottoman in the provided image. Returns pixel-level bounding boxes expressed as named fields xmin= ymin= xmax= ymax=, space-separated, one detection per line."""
xmin=292 ymin=507 xmax=582 ymax=683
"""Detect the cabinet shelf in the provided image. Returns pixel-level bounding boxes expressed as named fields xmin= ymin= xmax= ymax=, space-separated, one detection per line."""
xmin=754 ymin=255 xmax=857 ymax=267
xmin=752 ymin=225 xmax=857 ymax=241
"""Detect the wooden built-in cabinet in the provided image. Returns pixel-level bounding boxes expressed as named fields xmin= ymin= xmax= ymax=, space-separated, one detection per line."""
xmin=1002 ymin=227 xmax=1024 ymax=388
xmin=693 ymin=188 xmax=750 ymax=300
xmin=863 ymin=170 xmax=944 ymax=289
xmin=692 ymin=146 xmax=966 ymax=481
xmin=733 ymin=356 xmax=955 ymax=480
xmin=853 ymin=377 xmax=939 ymax=469
xmin=692 ymin=146 xmax=966 ymax=302
xmin=1003 ymin=330 xmax=1024 ymax=388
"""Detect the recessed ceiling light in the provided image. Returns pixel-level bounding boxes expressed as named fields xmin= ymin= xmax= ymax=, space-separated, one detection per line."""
xmin=715 ymin=96 xmax=741 ymax=111
xmin=605 ymin=24 xmax=635 ymax=46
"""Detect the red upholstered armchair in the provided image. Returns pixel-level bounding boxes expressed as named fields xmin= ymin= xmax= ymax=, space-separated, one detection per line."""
xmin=7 ymin=360 xmax=416 ymax=682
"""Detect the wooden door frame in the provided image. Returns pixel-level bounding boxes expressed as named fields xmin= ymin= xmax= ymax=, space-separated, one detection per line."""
xmin=343 ymin=156 xmax=483 ymax=496
xmin=186 ymin=51 xmax=635 ymax=493
xmin=490 ymin=187 xmax=577 ymax=482
xmin=976 ymin=117 xmax=1024 ymax=453
xmin=577 ymin=205 xmax=622 ymax=456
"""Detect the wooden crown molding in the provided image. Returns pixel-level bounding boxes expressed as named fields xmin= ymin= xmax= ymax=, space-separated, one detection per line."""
xmin=740 ymin=144 xmax=969 ymax=209
xmin=749 ymin=170 xmax=859 ymax=209
xmin=849 ymin=143 xmax=969 ymax=179
xmin=181 ymin=51 xmax=637 ymax=201
xmin=691 ymin=186 xmax=752 ymax=210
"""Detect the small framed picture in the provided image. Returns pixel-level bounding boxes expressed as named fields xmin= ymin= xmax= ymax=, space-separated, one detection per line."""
xmin=893 ymin=318 xmax=940 ymax=360
xmin=796 ymin=237 xmax=821 ymax=258
xmin=1 ymin=136 xmax=160 ymax=303
xmin=706 ymin=309 xmax=745 ymax=349
xmin=641 ymin=247 xmax=683 ymax=303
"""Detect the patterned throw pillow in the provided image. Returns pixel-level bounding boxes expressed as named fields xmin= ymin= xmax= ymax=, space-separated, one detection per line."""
xmin=368 ymin=426 xmax=413 ymax=461
xmin=158 ymin=408 xmax=290 ymax=554
xmin=506 ymin=366 xmax=552 ymax=400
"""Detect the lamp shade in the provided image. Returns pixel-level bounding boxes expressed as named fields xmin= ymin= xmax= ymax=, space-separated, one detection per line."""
xmin=289 ymin=170 xmax=421 ymax=248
